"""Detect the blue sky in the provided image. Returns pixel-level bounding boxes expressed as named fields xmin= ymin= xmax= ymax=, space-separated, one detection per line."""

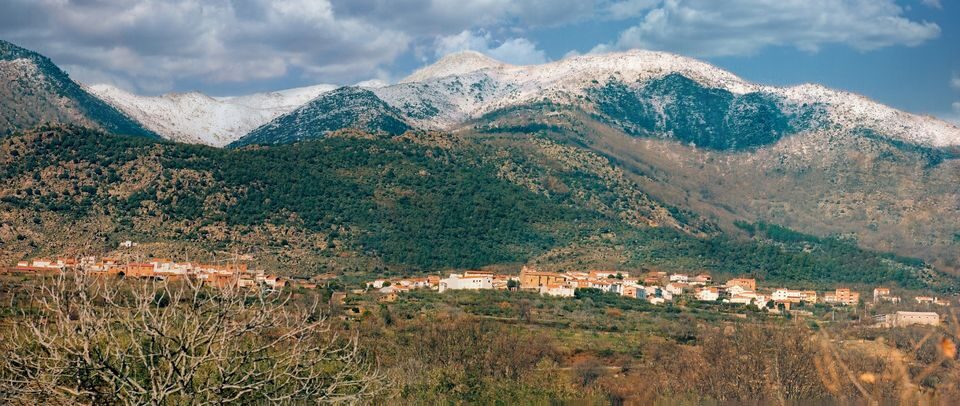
xmin=1 ymin=0 xmax=957 ymax=122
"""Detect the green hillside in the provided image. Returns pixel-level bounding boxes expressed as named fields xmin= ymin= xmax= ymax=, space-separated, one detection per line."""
xmin=587 ymin=73 xmax=823 ymax=150
xmin=1 ymin=125 xmax=954 ymax=292
xmin=230 ymin=87 xmax=410 ymax=147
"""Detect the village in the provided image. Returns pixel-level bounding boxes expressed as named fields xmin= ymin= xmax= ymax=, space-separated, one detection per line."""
xmin=366 ymin=266 xmax=952 ymax=328
xmin=4 ymin=252 xmax=953 ymax=330
xmin=3 ymin=255 xmax=318 ymax=291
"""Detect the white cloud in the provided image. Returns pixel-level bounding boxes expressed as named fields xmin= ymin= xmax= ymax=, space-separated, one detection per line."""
xmin=1 ymin=0 xmax=410 ymax=93
xmin=605 ymin=0 xmax=660 ymax=18
xmin=952 ymin=72 xmax=960 ymax=90
xmin=434 ymin=31 xmax=548 ymax=65
xmin=331 ymin=0 xmax=600 ymax=35
xmin=0 ymin=0 xmax=948 ymax=95
xmin=602 ymin=0 xmax=941 ymax=57
xmin=921 ymin=0 xmax=942 ymax=9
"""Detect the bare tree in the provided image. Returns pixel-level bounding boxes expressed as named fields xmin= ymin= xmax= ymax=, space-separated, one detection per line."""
xmin=0 ymin=274 xmax=383 ymax=404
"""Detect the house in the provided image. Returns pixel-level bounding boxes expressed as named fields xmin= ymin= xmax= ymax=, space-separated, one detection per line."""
xmin=118 ymin=240 xmax=138 ymax=248
xmin=378 ymin=285 xmax=402 ymax=294
xmin=539 ymin=284 xmax=575 ymax=297
xmin=621 ymin=285 xmax=641 ymax=299
xmin=771 ymin=289 xmax=817 ymax=304
xmin=665 ymin=282 xmax=689 ymax=296
xmin=915 ymin=296 xmax=935 ymax=305
xmin=590 ymin=280 xmax=622 ymax=295
xmin=823 ymin=288 xmax=860 ymax=306
xmin=669 ymin=273 xmax=689 ymax=283
xmin=645 ymin=286 xmax=673 ymax=301
xmin=873 ymin=287 xmax=890 ymax=302
xmin=589 ymin=270 xmax=629 ymax=279
xmin=690 ymin=273 xmax=712 ymax=286
xmin=491 ymin=274 xmax=516 ymax=290
xmin=641 ymin=274 xmax=663 ymax=285
xmin=439 ymin=273 xmax=493 ymax=292
xmin=695 ymin=287 xmax=720 ymax=301
xmin=124 ymin=263 xmax=157 ymax=278
xmin=463 ymin=270 xmax=496 ymax=278
xmin=725 ymin=285 xmax=748 ymax=297
xmin=725 ymin=291 xmax=769 ymax=309
xmin=875 ymin=311 xmax=940 ymax=328
xmin=263 ymin=275 xmax=285 ymax=288
xmin=772 ymin=289 xmax=802 ymax=303
xmin=726 ymin=278 xmax=757 ymax=291
xmin=519 ymin=266 xmax=568 ymax=290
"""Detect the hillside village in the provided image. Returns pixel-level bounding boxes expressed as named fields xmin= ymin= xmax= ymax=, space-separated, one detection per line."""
xmin=4 ymin=255 xmax=318 ymax=290
xmin=367 ymin=266 xmax=951 ymax=328
xmin=4 ymin=253 xmax=952 ymax=330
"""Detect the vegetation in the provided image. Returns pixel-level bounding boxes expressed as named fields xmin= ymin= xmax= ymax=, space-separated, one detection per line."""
xmin=587 ymin=74 xmax=821 ymax=150
xmin=0 ymin=275 xmax=382 ymax=403
xmin=230 ymin=87 xmax=410 ymax=147
xmin=0 ymin=39 xmax=158 ymax=138
xmin=1 ymin=125 xmax=953 ymax=292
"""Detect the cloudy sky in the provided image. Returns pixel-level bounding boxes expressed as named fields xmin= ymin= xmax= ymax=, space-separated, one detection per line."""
xmin=2 ymin=0 xmax=958 ymax=122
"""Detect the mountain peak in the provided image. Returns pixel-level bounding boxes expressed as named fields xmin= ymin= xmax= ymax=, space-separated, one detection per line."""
xmin=400 ymin=51 xmax=506 ymax=84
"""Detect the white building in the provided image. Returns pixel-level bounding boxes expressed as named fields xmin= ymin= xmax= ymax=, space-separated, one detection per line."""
xmin=665 ymin=282 xmax=688 ymax=296
xmin=725 ymin=291 xmax=769 ymax=309
xmin=439 ymin=274 xmax=493 ymax=293
xmin=589 ymin=281 xmax=622 ymax=295
xmin=540 ymin=285 xmax=575 ymax=297
xmin=725 ymin=285 xmax=748 ymax=297
xmin=669 ymin=273 xmax=689 ymax=283
xmin=772 ymin=289 xmax=803 ymax=302
xmin=695 ymin=287 xmax=720 ymax=301
xmin=641 ymin=286 xmax=672 ymax=301
xmin=875 ymin=311 xmax=940 ymax=327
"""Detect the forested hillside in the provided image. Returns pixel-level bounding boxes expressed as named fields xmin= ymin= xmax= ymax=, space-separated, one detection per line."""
xmin=0 ymin=125 xmax=954 ymax=291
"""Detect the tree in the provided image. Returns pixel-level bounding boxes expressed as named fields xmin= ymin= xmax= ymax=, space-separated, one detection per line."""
xmin=0 ymin=274 xmax=383 ymax=404
xmin=517 ymin=299 xmax=533 ymax=323
xmin=506 ymin=279 xmax=519 ymax=291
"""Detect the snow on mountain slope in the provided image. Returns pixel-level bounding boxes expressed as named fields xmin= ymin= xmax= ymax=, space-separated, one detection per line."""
xmin=773 ymin=83 xmax=960 ymax=148
xmin=400 ymin=51 xmax=505 ymax=84
xmin=88 ymin=84 xmax=336 ymax=147
xmin=374 ymin=50 xmax=960 ymax=148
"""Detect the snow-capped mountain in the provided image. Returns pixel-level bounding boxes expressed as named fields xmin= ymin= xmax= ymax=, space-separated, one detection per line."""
xmin=0 ymin=40 xmax=157 ymax=138
xmin=88 ymin=83 xmax=337 ymax=147
xmin=66 ymin=47 xmax=958 ymax=150
xmin=367 ymin=50 xmax=960 ymax=148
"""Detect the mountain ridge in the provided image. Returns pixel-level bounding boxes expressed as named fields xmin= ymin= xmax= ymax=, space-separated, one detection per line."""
xmin=239 ymin=49 xmax=959 ymax=148
xmin=0 ymin=40 xmax=158 ymax=139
